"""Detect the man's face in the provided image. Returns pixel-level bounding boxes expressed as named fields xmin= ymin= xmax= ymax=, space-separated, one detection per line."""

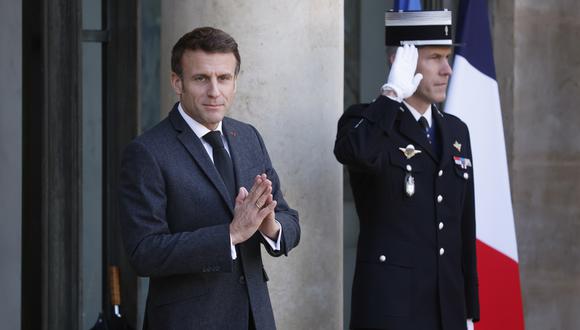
xmin=413 ymin=46 xmax=453 ymax=105
xmin=171 ymin=50 xmax=237 ymax=130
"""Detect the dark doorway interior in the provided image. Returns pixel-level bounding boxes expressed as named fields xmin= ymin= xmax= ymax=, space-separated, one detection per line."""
xmin=21 ymin=0 xmax=140 ymax=328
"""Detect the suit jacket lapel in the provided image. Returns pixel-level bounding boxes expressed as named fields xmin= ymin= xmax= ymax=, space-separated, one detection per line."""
xmin=397 ymin=105 xmax=439 ymax=162
xmin=169 ymin=107 xmax=234 ymax=214
xmin=222 ymin=119 xmax=248 ymax=193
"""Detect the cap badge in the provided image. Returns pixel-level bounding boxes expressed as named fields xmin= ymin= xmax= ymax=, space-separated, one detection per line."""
xmin=399 ymin=144 xmax=422 ymax=159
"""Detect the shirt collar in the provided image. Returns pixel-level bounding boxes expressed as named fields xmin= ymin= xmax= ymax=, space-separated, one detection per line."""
xmin=403 ymin=101 xmax=433 ymax=128
xmin=177 ymin=102 xmax=223 ymax=138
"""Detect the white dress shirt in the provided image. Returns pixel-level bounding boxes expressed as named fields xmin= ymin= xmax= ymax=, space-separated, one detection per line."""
xmin=403 ymin=100 xmax=433 ymax=127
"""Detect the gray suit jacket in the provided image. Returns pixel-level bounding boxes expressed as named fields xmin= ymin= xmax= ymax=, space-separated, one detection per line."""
xmin=119 ymin=103 xmax=300 ymax=330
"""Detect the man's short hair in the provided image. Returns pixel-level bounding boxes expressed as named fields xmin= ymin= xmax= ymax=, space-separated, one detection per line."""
xmin=171 ymin=27 xmax=241 ymax=77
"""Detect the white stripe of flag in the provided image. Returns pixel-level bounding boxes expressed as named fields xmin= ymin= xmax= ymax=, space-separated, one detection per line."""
xmin=445 ymin=0 xmax=525 ymax=329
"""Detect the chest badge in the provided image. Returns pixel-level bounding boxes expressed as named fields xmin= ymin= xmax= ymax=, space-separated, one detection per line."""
xmin=453 ymin=140 xmax=462 ymax=152
xmin=453 ymin=156 xmax=472 ymax=169
xmin=399 ymin=144 xmax=422 ymax=159
xmin=404 ymin=173 xmax=415 ymax=197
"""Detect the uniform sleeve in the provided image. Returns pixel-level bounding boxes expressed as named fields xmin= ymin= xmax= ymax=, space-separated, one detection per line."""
xmin=333 ymin=96 xmax=399 ymax=174
xmin=461 ymin=125 xmax=480 ymax=321
xmin=119 ymin=141 xmax=233 ymax=277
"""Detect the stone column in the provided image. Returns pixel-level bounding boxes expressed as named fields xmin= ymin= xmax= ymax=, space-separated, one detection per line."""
xmin=161 ymin=1 xmax=344 ymax=328
xmin=512 ymin=1 xmax=580 ymax=329
xmin=491 ymin=0 xmax=580 ymax=329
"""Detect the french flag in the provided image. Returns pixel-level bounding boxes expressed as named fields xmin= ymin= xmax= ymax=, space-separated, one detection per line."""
xmin=445 ymin=0 xmax=525 ymax=329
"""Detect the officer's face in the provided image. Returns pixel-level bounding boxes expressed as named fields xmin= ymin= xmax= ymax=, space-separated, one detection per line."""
xmin=413 ymin=46 xmax=453 ymax=105
xmin=171 ymin=50 xmax=238 ymax=130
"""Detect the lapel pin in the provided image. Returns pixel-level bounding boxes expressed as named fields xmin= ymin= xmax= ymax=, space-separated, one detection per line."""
xmin=453 ymin=140 xmax=462 ymax=152
xmin=399 ymin=144 xmax=422 ymax=159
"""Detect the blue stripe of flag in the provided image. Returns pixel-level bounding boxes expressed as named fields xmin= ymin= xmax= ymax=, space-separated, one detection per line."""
xmin=394 ymin=0 xmax=422 ymax=11
xmin=455 ymin=0 xmax=497 ymax=80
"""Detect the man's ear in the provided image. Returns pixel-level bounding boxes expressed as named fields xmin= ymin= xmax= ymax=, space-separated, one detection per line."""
xmin=389 ymin=52 xmax=396 ymax=65
xmin=170 ymin=72 xmax=183 ymax=95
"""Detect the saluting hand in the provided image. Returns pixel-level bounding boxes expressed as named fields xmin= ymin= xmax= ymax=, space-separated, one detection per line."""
xmin=382 ymin=44 xmax=423 ymax=99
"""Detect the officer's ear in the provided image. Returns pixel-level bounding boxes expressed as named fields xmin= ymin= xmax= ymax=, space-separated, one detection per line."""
xmin=387 ymin=46 xmax=398 ymax=66
xmin=171 ymin=72 xmax=183 ymax=95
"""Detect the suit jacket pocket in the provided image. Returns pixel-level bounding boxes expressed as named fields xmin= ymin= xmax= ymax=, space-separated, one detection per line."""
xmin=148 ymin=274 xmax=209 ymax=307
xmin=357 ymin=239 xmax=415 ymax=268
xmin=353 ymin=240 xmax=415 ymax=317
xmin=388 ymin=150 xmax=425 ymax=174
xmin=386 ymin=150 xmax=425 ymax=203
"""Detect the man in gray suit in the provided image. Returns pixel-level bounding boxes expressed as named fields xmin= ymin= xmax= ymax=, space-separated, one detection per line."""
xmin=119 ymin=27 xmax=300 ymax=330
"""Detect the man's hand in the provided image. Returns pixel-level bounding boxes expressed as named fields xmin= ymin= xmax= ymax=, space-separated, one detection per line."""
xmin=466 ymin=319 xmax=474 ymax=330
xmin=258 ymin=189 xmax=281 ymax=240
xmin=382 ymin=44 xmax=423 ymax=99
xmin=229 ymin=175 xmax=277 ymax=245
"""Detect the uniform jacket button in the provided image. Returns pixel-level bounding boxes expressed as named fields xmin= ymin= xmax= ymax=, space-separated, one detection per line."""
xmin=463 ymin=172 xmax=469 ymax=180
xmin=439 ymin=248 xmax=445 ymax=255
xmin=406 ymin=164 xmax=412 ymax=172
xmin=438 ymin=170 xmax=443 ymax=177
xmin=437 ymin=195 xmax=443 ymax=203
xmin=239 ymin=275 xmax=246 ymax=285
xmin=379 ymin=255 xmax=386 ymax=262
xmin=438 ymin=222 xmax=444 ymax=230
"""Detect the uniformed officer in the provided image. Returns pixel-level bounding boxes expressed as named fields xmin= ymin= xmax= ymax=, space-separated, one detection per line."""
xmin=334 ymin=10 xmax=480 ymax=330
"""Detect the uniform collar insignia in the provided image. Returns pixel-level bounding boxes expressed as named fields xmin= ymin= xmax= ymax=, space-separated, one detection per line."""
xmin=399 ymin=144 xmax=422 ymax=159
xmin=453 ymin=140 xmax=462 ymax=152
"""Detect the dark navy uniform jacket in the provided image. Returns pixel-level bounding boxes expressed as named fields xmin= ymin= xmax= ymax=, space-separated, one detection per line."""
xmin=334 ymin=96 xmax=480 ymax=330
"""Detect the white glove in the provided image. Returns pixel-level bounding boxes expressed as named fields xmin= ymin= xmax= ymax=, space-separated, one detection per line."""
xmin=381 ymin=44 xmax=423 ymax=101
xmin=466 ymin=319 xmax=474 ymax=330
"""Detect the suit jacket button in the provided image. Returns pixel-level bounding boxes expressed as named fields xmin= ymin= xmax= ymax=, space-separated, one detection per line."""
xmin=438 ymin=222 xmax=444 ymax=230
xmin=438 ymin=170 xmax=443 ymax=177
xmin=379 ymin=255 xmax=386 ymax=262
xmin=406 ymin=164 xmax=412 ymax=172
xmin=239 ymin=275 xmax=246 ymax=285
xmin=437 ymin=195 xmax=443 ymax=203
xmin=463 ymin=172 xmax=469 ymax=180
xmin=439 ymin=248 xmax=445 ymax=255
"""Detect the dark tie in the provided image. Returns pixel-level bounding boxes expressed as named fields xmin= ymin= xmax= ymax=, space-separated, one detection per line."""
xmin=418 ymin=116 xmax=433 ymax=144
xmin=203 ymin=131 xmax=236 ymax=198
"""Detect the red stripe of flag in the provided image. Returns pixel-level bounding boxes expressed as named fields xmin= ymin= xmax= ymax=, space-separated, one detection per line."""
xmin=475 ymin=240 xmax=525 ymax=330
